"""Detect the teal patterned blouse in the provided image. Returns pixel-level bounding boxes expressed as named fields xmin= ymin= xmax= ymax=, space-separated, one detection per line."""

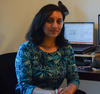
xmin=15 ymin=41 xmax=79 ymax=94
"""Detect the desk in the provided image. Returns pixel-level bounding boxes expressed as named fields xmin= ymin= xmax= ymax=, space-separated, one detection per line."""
xmin=75 ymin=52 xmax=100 ymax=81
xmin=76 ymin=53 xmax=100 ymax=94
xmin=78 ymin=69 xmax=100 ymax=81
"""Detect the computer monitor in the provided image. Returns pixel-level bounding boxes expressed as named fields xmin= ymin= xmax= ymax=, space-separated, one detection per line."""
xmin=64 ymin=22 xmax=95 ymax=45
xmin=98 ymin=15 xmax=100 ymax=45
xmin=94 ymin=15 xmax=100 ymax=52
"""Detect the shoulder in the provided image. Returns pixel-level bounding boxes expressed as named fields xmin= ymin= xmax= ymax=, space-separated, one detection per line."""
xmin=18 ymin=41 xmax=34 ymax=51
xmin=17 ymin=41 xmax=35 ymax=57
xmin=61 ymin=43 xmax=74 ymax=55
xmin=16 ymin=41 xmax=35 ymax=60
xmin=62 ymin=43 xmax=73 ymax=51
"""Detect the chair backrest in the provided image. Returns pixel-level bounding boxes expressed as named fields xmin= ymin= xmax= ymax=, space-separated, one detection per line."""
xmin=0 ymin=52 xmax=17 ymax=94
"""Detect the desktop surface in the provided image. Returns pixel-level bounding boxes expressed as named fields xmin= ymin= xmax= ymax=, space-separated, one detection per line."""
xmin=78 ymin=67 xmax=100 ymax=81
xmin=76 ymin=51 xmax=100 ymax=81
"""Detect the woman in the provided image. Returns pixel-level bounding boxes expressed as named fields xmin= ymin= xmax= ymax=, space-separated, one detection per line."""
xmin=15 ymin=1 xmax=80 ymax=94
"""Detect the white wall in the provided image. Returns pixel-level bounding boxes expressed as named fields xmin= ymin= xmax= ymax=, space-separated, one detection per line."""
xmin=0 ymin=0 xmax=100 ymax=54
xmin=1 ymin=0 xmax=100 ymax=93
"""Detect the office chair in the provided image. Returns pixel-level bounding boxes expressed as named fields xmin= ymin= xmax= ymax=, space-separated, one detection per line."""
xmin=0 ymin=52 xmax=17 ymax=94
xmin=75 ymin=89 xmax=87 ymax=94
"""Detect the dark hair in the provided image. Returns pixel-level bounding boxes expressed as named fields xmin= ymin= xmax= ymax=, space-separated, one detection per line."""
xmin=26 ymin=3 xmax=68 ymax=47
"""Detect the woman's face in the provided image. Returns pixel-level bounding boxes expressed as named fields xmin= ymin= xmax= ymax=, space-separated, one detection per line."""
xmin=43 ymin=11 xmax=63 ymax=38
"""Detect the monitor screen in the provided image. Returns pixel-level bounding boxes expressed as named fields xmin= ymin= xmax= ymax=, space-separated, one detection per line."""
xmin=64 ymin=22 xmax=94 ymax=44
xmin=98 ymin=15 xmax=100 ymax=45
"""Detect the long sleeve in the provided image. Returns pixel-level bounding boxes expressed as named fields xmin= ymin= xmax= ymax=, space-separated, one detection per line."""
xmin=64 ymin=45 xmax=80 ymax=88
xmin=15 ymin=43 xmax=36 ymax=94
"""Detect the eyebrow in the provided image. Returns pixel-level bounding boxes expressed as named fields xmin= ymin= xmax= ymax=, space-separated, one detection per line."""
xmin=48 ymin=17 xmax=63 ymax=20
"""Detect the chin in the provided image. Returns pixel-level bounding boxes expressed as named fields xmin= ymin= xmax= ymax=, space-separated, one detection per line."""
xmin=50 ymin=35 xmax=58 ymax=38
xmin=51 ymin=33 xmax=59 ymax=37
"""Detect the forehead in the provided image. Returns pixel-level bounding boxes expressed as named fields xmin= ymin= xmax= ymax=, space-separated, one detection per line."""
xmin=49 ymin=11 xmax=63 ymax=19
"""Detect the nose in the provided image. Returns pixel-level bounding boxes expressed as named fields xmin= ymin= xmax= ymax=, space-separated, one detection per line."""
xmin=52 ymin=21 xmax=58 ymax=28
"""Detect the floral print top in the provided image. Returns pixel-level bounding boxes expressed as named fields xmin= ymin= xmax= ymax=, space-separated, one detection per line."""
xmin=15 ymin=41 xmax=79 ymax=94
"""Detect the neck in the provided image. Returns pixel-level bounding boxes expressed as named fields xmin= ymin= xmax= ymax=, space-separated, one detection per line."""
xmin=41 ymin=37 xmax=56 ymax=48
xmin=39 ymin=37 xmax=58 ymax=53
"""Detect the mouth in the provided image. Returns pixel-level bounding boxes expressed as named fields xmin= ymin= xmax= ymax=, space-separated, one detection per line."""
xmin=50 ymin=31 xmax=58 ymax=35
xmin=50 ymin=29 xmax=59 ymax=33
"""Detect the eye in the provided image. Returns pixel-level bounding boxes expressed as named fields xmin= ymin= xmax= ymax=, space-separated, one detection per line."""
xmin=57 ymin=19 xmax=63 ymax=24
xmin=46 ymin=18 xmax=54 ymax=23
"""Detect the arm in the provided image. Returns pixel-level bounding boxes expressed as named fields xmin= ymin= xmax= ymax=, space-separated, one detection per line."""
xmin=63 ymin=46 xmax=80 ymax=94
xmin=63 ymin=83 xmax=77 ymax=94
xmin=15 ymin=43 xmax=35 ymax=94
xmin=15 ymin=43 xmax=56 ymax=94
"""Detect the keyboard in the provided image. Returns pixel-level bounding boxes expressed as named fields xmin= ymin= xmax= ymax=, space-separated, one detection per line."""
xmin=72 ymin=45 xmax=96 ymax=54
